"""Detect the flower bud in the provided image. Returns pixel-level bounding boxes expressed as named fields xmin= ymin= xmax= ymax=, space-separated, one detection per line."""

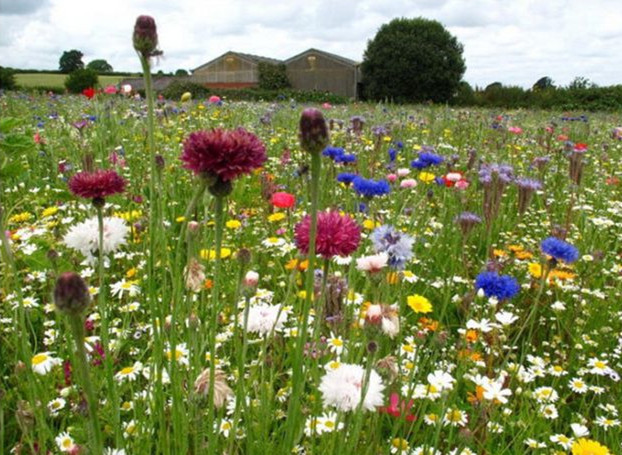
xmin=237 ymin=248 xmax=251 ymax=265
xmin=243 ymin=271 xmax=259 ymax=288
xmin=133 ymin=15 xmax=160 ymax=58
xmin=53 ymin=272 xmax=91 ymax=316
xmin=299 ymin=108 xmax=329 ymax=154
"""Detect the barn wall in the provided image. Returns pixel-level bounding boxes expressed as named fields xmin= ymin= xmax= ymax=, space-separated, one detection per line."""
xmin=192 ymin=56 xmax=259 ymax=84
xmin=286 ymin=53 xmax=356 ymax=98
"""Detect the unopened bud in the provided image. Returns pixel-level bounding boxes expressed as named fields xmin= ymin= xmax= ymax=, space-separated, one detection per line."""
xmin=299 ymin=108 xmax=329 ymax=154
xmin=243 ymin=271 xmax=259 ymax=288
xmin=53 ymin=272 xmax=91 ymax=316
xmin=208 ymin=177 xmax=233 ymax=198
xmin=237 ymin=248 xmax=251 ymax=265
xmin=133 ymin=15 xmax=160 ymax=58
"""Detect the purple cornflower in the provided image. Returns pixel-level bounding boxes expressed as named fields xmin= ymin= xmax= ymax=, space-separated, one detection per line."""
xmin=370 ymin=225 xmax=414 ymax=270
xmin=541 ymin=237 xmax=579 ymax=263
xmin=475 ymin=272 xmax=520 ymax=300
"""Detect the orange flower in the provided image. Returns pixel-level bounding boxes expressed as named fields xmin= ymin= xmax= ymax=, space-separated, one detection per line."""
xmin=204 ymin=279 xmax=213 ymax=289
xmin=465 ymin=329 xmax=479 ymax=343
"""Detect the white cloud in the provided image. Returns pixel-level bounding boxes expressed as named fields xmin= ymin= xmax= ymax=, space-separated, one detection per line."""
xmin=0 ymin=0 xmax=621 ymax=88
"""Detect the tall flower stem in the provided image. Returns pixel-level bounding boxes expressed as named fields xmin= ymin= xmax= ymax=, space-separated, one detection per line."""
xmin=169 ymin=178 xmax=208 ymax=453
xmin=206 ymin=194 xmax=226 ymax=455
xmin=138 ymin=53 xmax=169 ymax=451
xmin=96 ymin=205 xmax=121 ymax=444
xmin=285 ymin=150 xmax=321 ymax=449
xmin=68 ymin=313 xmax=104 ymax=453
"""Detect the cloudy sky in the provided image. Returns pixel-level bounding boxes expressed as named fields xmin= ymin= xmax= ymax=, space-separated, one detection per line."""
xmin=1 ymin=0 xmax=621 ymax=88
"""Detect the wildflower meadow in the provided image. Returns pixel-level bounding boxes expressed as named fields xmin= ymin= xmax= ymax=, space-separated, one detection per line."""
xmin=1 ymin=16 xmax=622 ymax=455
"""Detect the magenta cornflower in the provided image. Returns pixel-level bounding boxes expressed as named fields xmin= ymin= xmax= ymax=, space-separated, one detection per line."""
xmin=68 ymin=169 xmax=126 ymax=200
xmin=295 ymin=211 xmax=361 ymax=258
xmin=180 ymin=128 xmax=267 ymax=181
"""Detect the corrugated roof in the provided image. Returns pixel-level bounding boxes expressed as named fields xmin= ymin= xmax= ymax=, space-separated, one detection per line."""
xmin=285 ymin=48 xmax=360 ymax=67
xmin=192 ymin=51 xmax=283 ymax=72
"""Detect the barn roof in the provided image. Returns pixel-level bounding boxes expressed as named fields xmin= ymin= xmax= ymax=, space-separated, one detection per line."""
xmin=192 ymin=51 xmax=283 ymax=72
xmin=285 ymin=48 xmax=359 ymax=67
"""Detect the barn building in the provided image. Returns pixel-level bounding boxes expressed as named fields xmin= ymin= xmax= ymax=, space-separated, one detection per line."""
xmin=190 ymin=48 xmax=361 ymax=98
xmin=285 ymin=48 xmax=360 ymax=99
xmin=191 ymin=51 xmax=283 ymax=89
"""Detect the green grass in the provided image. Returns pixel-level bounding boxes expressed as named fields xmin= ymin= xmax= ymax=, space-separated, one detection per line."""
xmin=15 ymin=73 xmax=127 ymax=88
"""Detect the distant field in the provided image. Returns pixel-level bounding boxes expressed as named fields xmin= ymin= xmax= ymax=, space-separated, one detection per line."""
xmin=15 ymin=73 xmax=127 ymax=88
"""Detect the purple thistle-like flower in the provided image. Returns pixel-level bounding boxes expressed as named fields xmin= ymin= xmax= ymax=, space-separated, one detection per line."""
xmin=516 ymin=177 xmax=542 ymax=214
xmin=68 ymin=169 xmax=126 ymax=201
xmin=455 ymin=211 xmax=482 ymax=236
xmin=180 ymin=128 xmax=267 ymax=181
xmin=295 ymin=211 xmax=361 ymax=259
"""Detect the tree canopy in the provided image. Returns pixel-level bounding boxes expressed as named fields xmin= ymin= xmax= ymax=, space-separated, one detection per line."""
xmin=87 ymin=59 xmax=113 ymax=73
xmin=361 ymin=17 xmax=466 ymax=103
xmin=59 ymin=50 xmax=84 ymax=73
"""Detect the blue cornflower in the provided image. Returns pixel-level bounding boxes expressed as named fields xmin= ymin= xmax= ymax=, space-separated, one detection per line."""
xmin=323 ymin=146 xmax=345 ymax=160
xmin=337 ymin=173 xmax=358 ymax=185
xmin=370 ymin=225 xmax=414 ymax=270
xmin=540 ymin=237 xmax=579 ymax=263
xmin=475 ymin=272 xmax=520 ymax=300
xmin=352 ymin=177 xmax=391 ymax=197
xmin=335 ymin=153 xmax=356 ymax=164
xmin=388 ymin=148 xmax=397 ymax=162
xmin=411 ymin=151 xmax=444 ymax=169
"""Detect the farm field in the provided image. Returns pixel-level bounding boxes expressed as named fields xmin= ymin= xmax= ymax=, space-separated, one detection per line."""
xmin=1 ymin=90 xmax=621 ymax=455
xmin=15 ymin=73 xmax=128 ymax=88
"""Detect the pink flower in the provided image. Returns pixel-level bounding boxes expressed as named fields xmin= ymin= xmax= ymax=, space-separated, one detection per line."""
xmin=397 ymin=168 xmax=410 ymax=177
xmin=400 ymin=179 xmax=417 ymax=189
xmin=322 ymin=102 xmax=332 ymax=109
xmin=455 ymin=179 xmax=469 ymax=190
xmin=387 ymin=173 xmax=397 ymax=183
xmin=271 ymin=192 xmax=296 ymax=209
xmin=180 ymin=128 xmax=267 ymax=181
xmin=508 ymin=126 xmax=523 ymax=134
xmin=356 ymin=253 xmax=388 ymax=273
xmin=68 ymin=169 xmax=126 ymax=200
xmin=104 ymin=85 xmax=118 ymax=94
xmin=295 ymin=211 xmax=361 ymax=258
xmin=378 ymin=392 xmax=416 ymax=422
xmin=33 ymin=133 xmax=45 ymax=145
xmin=209 ymin=95 xmax=221 ymax=104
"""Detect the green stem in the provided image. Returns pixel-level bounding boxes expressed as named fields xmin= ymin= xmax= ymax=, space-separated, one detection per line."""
xmin=138 ymin=54 xmax=169 ymax=454
xmin=206 ymin=194 xmax=226 ymax=455
xmin=284 ymin=150 xmax=321 ymax=449
xmin=68 ymin=314 xmax=104 ymax=453
xmin=96 ymin=205 xmax=121 ymax=444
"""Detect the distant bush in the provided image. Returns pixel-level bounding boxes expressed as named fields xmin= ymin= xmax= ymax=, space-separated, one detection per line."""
xmin=258 ymin=63 xmax=290 ymax=90
xmin=65 ymin=69 xmax=99 ymax=94
xmin=0 ymin=66 xmax=17 ymax=90
xmin=160 ymin=82 xmax=349 ymax=104
xmin=162 ymin=80 xmax=210 ymax=100
xmin=451 ymin=83 xmax=622 ymax=111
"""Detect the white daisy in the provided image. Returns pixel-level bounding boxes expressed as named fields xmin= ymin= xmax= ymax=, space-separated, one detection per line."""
xmin=31 ymin=352 xmax=61 ymax=375
xmin=55 ymin=431 xmax=76 ymax=452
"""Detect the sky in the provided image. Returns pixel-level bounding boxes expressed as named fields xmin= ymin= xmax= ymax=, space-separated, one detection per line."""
xmin=1 ymin=0 xmax=621 ymax=89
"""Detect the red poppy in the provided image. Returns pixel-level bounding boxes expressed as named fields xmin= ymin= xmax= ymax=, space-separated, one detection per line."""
xmin=82 ymin=87 xmax=96 ymax=99
xmin=271 ymin=192 xmax=296 ymax=209
xmin=574 ymin=143 xmax=588 ymax=151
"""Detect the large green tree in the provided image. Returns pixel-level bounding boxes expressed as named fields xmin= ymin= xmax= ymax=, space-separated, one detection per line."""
xmin=59 ymin=50 xmax=84 ymax=73
xmin=361 ymin=17 xmax=466 ymax=103
xmin=86 ymin=59 xmax=113 ymax=73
